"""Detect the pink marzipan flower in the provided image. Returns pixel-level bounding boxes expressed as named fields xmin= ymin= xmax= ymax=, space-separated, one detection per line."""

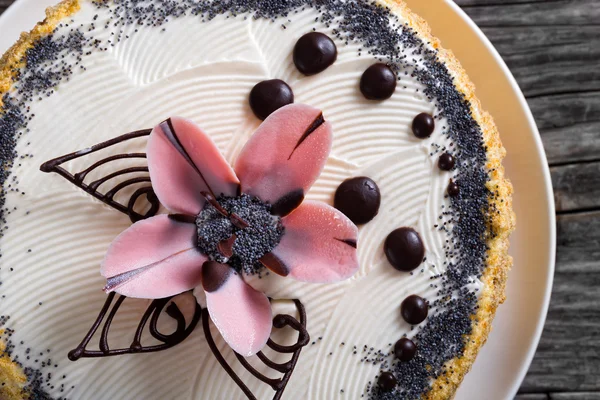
xmin=100 ymin=104 xmax=359 ymax=357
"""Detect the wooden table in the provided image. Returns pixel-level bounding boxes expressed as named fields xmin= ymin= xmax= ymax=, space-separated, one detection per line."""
xmin=452 ymin=2 xmax=600 ymax=399
xmin=0 ymin=0 xmax=598 ymax=399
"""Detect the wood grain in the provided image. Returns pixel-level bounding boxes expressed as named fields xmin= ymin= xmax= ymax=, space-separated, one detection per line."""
xmin=458 ymin=0 xmax=600 ymax=27
xmin=479 ymin=25 xmax=600 ymax=98
xmin=531 ymin=92 xmax=600 ymax=165
xmin=515 ymin=395 xmax=549 ymax=400
xmin=520 ymin=211 xmax=600 ymax=394
xmin=552 ymin=161 xmax=600 ymax=212
xmin=551 ymin=394 xmax=600 ymax=400
xmin=455 ymin=4 xmax=599 ymax=397
xmin=0 ymin=1 xmax=598 ymax=400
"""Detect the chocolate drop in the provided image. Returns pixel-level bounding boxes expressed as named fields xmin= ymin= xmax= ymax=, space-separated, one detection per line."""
xmin=201 ymin=261 xmax=232 ymax=293
xmin=394 ymin=338 xmax=417 ymax=362
xmin=401 ymin=295 xmax=428 ymax=325
xmin=412 ymin=113 xmax=435 ymax=139
xmin=260 ymin=252 xmax=289 ymax=277
xmin=271 ymin=189 xmax=305 ymax=217
xmin=377 ymin=371 xmax=397 ymax=392
xmin=438 ymin=152 xmax=455 ymax=171
xmin=334 ymin=177 xmax=381 ymax=225
xmin=293 ymin=32 xmax=337 ymax=75
xmin=384 ymin=227 xmax=425 ymax=272
xmin=249 ymin=79 xmax=294 ymax=120
xmin=168 ymin=214 xmax=196 ymax=224
xmin=447 ymin=179 xmax=460 ymax=197
xmin=360 ymin=63 xmax=397 ymax=100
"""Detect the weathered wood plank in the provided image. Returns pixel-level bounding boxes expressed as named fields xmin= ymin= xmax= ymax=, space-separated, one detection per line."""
xmin=551 ymin=393 xmax=600 ymax=400
xmin=480 ymin=26 xmax=600 ymax=97
xmin=531 ymin=92 xmax=600 ymax=165
xmin=456 ymin=0 xmax=548 ymax=5
xmin=459 ymin=0 xmax=600 ymax=27
xmin=515 ymin=394 xmax=549 ymax=400
xmin=552 ymin=161 xmax=600 ymax=212
xmin=520 ymin=211 xmax=600 ymax=392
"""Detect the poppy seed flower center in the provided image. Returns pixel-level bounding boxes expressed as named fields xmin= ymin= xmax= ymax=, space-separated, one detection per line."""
xmin=196 ymin=194 xmax=284 ymax=274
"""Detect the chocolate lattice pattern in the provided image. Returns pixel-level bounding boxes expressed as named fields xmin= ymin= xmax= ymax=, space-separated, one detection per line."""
xmin=41 ymin=130 xmax=310 ymax=400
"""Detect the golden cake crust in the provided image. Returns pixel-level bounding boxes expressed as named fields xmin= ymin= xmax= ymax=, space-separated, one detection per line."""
xmin=380 ymin=1 xmax=516 ymax=398
xmin=0 ymin=0 xmax=80 ymax=108
xmin=0 ymin=1 xmax=514 ymax=399
xmin=0 ymin=3 xmax=81 ymax=397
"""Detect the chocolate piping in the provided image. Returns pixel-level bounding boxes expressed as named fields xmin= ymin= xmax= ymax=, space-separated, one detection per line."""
xmin=217 ymin=234 xmax=237 ymax=259
xmin=40 ymin=129 xmax=160 ymax=223
xmin=105 ymin=176 xmax=152 ymax=199
xmin=270 ymin=189 xmax=304 ymax=217
xmin=288 ymin=113 xmax=325 ymax=160
xmin=43 ymin=127 xmax=309 ymax=396
xmin=68 ymin=291 xmax=201 ymax=361
xmin=259 ymin=252 xmax=289 ymax=277
xmin=99 ymin=294 xmax=126 ymax=353
xmin=103 ymin=248 xmax=196 ymax=293
xmin=335 ymin=238 xmax=357 ymax=249
xmin=201 ymin=191 xmax=229 ymax=216
xmin=229 ymin=213 xmax=250 ymax=229
xmin=168 ymin=214 xmax=197 ymax=224
xmin=88 ymin=166 xmax=149 ymax=191
xmin=233 ymin=354 xmax=282 ymax=390
xmin=202 ymin=299 xmax=309 ymax=400
xmin=256 ymin=351 xmax=293 ymax=373
xmin=159 ymin=118 xmax=219 ymax=197
xmin=201 ymin=261 xmax=233 ymax=293
xmin=202 ymin=191 xmax=249 ymax=229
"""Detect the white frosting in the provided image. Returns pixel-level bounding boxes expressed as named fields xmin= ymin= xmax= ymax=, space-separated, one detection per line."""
xmin=0 ymin=2 xmax=482 ymax=399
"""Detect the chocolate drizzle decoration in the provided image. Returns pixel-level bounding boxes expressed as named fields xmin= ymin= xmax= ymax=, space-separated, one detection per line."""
xmin=42 ymin=129 xmax=311 ymax=398
xmin=203 ymin=300 xmax=309 ymax=400
xmin=68 ymin=291 xmax=202 ymax=361
xmin=40 ymin=129 xmax=160 ymax=223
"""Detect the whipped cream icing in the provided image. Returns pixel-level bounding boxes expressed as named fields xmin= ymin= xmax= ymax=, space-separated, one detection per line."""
xmin=0 ymin=1 xmax=486 ymax=399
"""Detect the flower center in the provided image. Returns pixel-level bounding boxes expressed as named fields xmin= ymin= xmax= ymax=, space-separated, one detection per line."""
xmin=196 ymin=194 xmax=284 ymax=274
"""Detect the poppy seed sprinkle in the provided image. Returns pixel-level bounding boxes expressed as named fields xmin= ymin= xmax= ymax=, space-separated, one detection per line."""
xmin=196 ymin=194 xmax=284 ymax=274
xmin=0 ymin=1 xmax=495 ymax=399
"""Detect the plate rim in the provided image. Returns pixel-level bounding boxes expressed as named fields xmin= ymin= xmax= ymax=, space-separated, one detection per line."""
xmin=0 ymin=0 xmax=556 ymax=398
xmin=442 ymin=0 xmax=557 ymax=397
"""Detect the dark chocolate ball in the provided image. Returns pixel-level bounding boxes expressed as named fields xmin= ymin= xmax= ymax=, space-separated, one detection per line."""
xmin=447 ymin=179 xmax=460 ymax=197
xmin=394 ymin=338 xmax=417 ymax=362
xmin=377 ymin=371 xmax=397 ymax=392
xmin=401 ymin=295 xmax=428 ymax=325
xmin=293 ymin=32 xmax=337 ymax=75
xmin=334 ymin=177 xmax=381 ymax=225
xmin=438 ymin=152 xmax=455 ymax=171
xmin=249 ymin=79 xmax=294 ymax=120
xmin=384 ymin=227 xmax=425 ymax=272
xmin=360 ymin=63 xmax=397 ymax=100
xmin=412 ymin=113 xmax=435 ymax=139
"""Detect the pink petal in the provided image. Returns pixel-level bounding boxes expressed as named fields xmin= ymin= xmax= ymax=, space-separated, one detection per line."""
xmin=202 ymin=261 xmax=272 ymax=356
xmin=101 ymin=214 xmax=206 ymax=299
xmin=147 ymin=117 xmax=240 ymax=215
xmin=268 ymin=200 xmax=359 ymax=283
xmin=235 ymin=104 xmax=332 ymax=216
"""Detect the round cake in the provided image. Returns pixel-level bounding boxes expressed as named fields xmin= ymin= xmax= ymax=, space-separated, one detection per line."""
xmin=0 ymin=1 xmax=515 ymax=399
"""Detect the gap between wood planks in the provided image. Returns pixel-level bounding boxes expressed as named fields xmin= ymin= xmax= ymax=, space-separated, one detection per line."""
xmin=516 ymin=393 xmax=600 ymax=400
xmin=551 ymin=160 xmax=600 ymax=214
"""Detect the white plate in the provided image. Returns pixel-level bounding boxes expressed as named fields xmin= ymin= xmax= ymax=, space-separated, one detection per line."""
xmin=0 ymin=1 xmax=556 ymax=399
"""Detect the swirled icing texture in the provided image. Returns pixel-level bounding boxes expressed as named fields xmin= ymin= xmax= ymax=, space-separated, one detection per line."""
xmin=0 ymin=2 xmax=484 ymax=399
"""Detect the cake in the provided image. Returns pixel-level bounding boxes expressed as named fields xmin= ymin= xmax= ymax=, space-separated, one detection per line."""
xmin=0 ymin=0 xmax=515 ymax=399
